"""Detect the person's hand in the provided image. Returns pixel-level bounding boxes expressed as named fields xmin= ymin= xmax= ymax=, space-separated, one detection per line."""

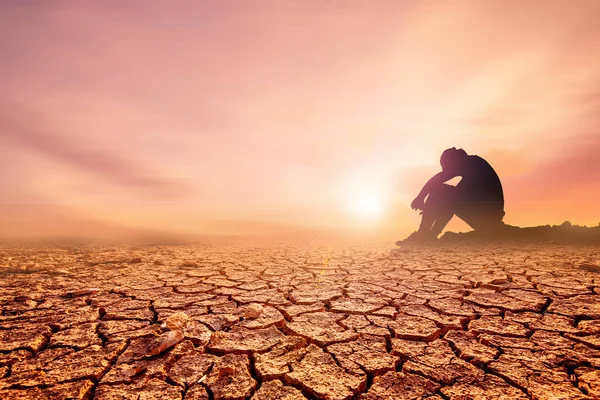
xmin=411 ymin=196 xmax=425 ymax=211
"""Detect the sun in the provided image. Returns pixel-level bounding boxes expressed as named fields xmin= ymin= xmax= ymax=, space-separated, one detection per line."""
xmin=350 ymin=190 xmax=386 ymax=220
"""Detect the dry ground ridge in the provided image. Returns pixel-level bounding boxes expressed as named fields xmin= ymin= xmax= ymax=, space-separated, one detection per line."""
xmin=1 ymin=243 xmax=599 ymax=399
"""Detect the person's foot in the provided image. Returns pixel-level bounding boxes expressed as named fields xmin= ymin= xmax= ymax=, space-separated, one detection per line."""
xmin=396 ymin=231 xmax=437 ymax=245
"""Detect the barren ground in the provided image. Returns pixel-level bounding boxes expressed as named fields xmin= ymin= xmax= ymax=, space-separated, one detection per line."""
xmin=1 ymin=243 xmax=599 ymax=399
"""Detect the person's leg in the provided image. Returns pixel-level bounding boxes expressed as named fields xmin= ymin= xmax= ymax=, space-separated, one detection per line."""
xmin=455 ymin=203 xmax=505 ymax=232
xmin=418 ymin=184 xmax=456 ymax=238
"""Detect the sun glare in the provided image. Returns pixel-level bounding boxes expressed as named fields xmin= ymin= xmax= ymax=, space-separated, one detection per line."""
xmin=350 ymin=191 xmax=386 ymax=220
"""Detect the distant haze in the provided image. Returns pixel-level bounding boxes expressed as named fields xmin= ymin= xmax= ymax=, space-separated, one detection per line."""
xmin=1 ymin=1 xmax=599 ymax=244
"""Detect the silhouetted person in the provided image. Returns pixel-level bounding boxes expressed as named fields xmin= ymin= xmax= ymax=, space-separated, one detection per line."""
xmin=406 ymin=147 xmax=505 ymax=241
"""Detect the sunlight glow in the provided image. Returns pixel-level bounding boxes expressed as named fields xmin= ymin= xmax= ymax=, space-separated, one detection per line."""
xmin=350 ymin=190 xmax=386 ymax=220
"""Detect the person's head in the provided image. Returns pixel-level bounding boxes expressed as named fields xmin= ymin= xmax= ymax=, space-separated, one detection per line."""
xmin=440 ymin=147 xmax=468 ymax=171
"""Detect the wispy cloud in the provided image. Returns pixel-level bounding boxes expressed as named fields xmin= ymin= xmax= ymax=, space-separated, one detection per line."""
xmin=0 ymin=104 xmax=187 ymax=199
xmin=1 ymin=1 xmax=599 ymax=241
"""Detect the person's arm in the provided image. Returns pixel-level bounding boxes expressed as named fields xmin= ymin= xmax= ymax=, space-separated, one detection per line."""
xmin=411 ymin=170 xmax=460 ymax=210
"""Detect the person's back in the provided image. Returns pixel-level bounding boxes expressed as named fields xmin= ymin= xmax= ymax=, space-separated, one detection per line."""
xmin=455 ymin=155 xmax=504 ymax=205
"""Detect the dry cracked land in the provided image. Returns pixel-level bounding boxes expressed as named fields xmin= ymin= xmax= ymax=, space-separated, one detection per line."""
xmin=1 ymin=243 xmax=600 ymax=399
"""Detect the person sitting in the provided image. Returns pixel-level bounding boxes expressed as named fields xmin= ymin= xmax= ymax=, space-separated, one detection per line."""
xmin=404 ymin=147 xmax=505 ymax=242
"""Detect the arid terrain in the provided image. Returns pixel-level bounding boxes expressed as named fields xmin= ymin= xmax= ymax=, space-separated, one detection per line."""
xmin=1 ymin=243 xmax=599 ymax=399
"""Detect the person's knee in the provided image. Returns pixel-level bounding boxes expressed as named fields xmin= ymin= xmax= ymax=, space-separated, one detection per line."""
xmin=426 ymin=184 xmax=455 ymax=204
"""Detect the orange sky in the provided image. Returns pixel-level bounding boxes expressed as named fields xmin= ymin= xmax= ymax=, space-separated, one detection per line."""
xmin=1 ymin=1 xmax=599 ymax=243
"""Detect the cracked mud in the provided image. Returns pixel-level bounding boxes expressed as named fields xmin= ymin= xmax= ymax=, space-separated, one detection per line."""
xmin=0 ymin=243 xmax=599 ymax=399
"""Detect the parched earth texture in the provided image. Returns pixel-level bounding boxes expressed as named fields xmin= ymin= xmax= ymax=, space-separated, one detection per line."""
xmin=1 ymin=243 xmax=600 ymax=400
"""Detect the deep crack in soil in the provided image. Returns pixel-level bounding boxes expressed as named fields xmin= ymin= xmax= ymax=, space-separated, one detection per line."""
xmin=0 ymin=243 xmax=599 ymax=399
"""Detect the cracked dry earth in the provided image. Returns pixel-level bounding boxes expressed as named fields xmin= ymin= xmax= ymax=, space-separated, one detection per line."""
xmin=1 ymin=244 xmax=600 ymax=399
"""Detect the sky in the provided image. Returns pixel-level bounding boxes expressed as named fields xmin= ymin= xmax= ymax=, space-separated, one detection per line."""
xmin=1 ymin=1 xmax=599 ymax=243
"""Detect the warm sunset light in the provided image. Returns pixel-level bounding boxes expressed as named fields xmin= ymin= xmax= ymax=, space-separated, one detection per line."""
xmin=1 ymin=1 xmax=599 ymax=244
xmin=2 ymin=4 xmax=599 ymax=399
xmin=350 ymin=190 xmax=386 ymax=221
